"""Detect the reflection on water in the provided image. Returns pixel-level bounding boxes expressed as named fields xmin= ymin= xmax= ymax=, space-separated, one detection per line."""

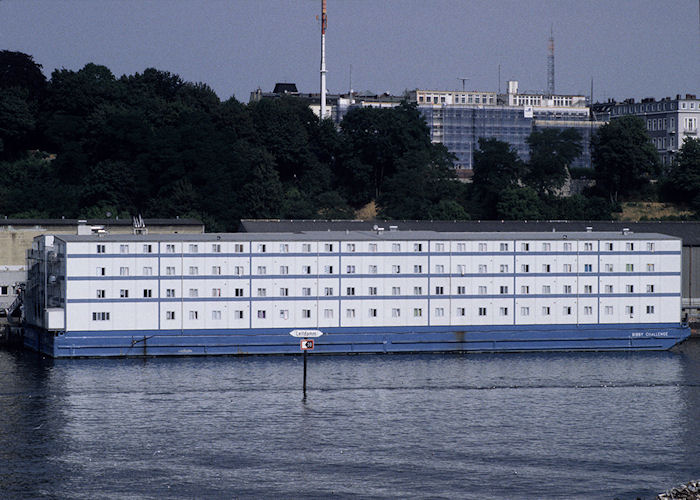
xmin=1 ymin=341 xmax=699 ymax=499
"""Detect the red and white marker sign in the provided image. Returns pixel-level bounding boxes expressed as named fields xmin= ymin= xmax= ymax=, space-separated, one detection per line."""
xmin=300 ymin=339 xmax=314 ymax=350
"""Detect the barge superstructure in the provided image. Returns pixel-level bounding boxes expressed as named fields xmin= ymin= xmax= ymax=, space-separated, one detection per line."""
xmin=23 ymin=230 xmax=690 ymax=357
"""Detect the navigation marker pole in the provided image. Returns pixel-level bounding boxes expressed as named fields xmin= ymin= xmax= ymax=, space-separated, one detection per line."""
xmin=290 ymin=329 xmax=323 ymax=399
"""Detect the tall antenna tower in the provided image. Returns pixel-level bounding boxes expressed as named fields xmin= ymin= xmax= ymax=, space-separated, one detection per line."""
xmin=320 ymin=0 xmax=328 ymax=121
xmin=547 ymin=26 xmax=555 ymax=96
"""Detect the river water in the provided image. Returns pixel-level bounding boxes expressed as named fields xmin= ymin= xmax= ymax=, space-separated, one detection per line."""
xmin=1 ymin=340 xmax=699 ymax=499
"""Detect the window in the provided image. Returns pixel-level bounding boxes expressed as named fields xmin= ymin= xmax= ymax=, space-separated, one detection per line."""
xmin=542 ymin=264 xmax=551 ymax=272
xmin=279 ymin=287 xmax=288 ymax=297
xmin=166 ymin=311 xmax=176 ymax=320
xmin=584 ymin=264 xmax=593 ymax=272
xmin=211 ymin=266 xmax=221 ymax=275
xmin=346 ymin=265 xmax=355 ymax=274
xmin=392 ymin=243 xmax=401 ymax=252
xmin=280 ymin=265 xmax=289 ymax=275
xmin=302 ymin=243 xmax=312 ymax=253
xmin=346 ymin=287 xmax=355 ymax=296
xmin=478 ymin=243 xmax=487 ymax=252
xmin=478 ymin=264 xmax=487 ymax=273
xmin=457 ymin=307 xmax=466 ymax=316
xmin=625 ymin=306 xmax=634 ymax=316
xmin=563 ymin=264 xmax=572 ymax=273
xmin=646 ymin=242 xmax=655 ymax=252
xmin=96 ymin=289 xmax=105 ymax=298
xmin=257 ymin=310 xmax=266 ymax=319
xmin=563 ymin=242 xmax=572 ymax=252
xmin=563 ymin=285 xmax=572 ymax=294
xmin=346 ymin=243 xmax=356 ymax=252
xmin=626 ymin=264 xmax=634 ymax=272
xmin=414 ymin=265 xmax=422 ymax=273
xmin=435 ymin=307 xmax=445 ymax=317
xmin=605 ymin=306 xmax=614 ymax=315
xmin=189 ymin=266 xmax=198 ymax=275
xmin=605 ymin=264 xmax=614 ymax=272
xmin=212 ymin=288 xmax=221 ymax=297
xmin=324 ymin=309 xmax=334 ymax=319
xmin=235 ymin=288 xmax=244 ymax=297
xmin=120 ymin=244 xmax=129 ymax=254
xmin=626 ymin=285 xmax=634 ymax=293
xmin=584 ymin=306 xmax=593 ymax=316
xmin=435 ymin=286 xmax=444 ymax=295
xmin=92 ymin=312 xmax=110 ymax=321
xmin=478 ymin=307 xmax=487 ymax=316
xmin=605 ymin=242 xmax=613 ymax=251
xmin=166 ymin=289 xmax=176 ymax=298
xmin=542 ymin=285 xmax=551 ymax=294
xmin=563 ymin=306 xmax=572 ymax=315
xmin=189 ymin=310 xmax=199 ymax=320
xmin=414 ymin=243 xmax=423 ymax=252
xmin=521 ymin=243 xmax=530 ymax=251
xmin=257 ymin=288 xmax=267 ymax=297
xmin=392 ymin=265 xmax=401 ymax=274
xmin=500 ymin=243 xmax=509 ymax=251
xmin=521 ymin=264 xmax=529 ymax=272
xmin=626 ymin=242 xmax=634 ymax=251
xmin=368 ymin=243 xmax=377 ymax=252
xmin=368 ymin=287 xmax=377 ymax=296
xmin=646 ymin=284 xmax=654 ymax=293
xmin=646 ymin=305 xmax=655 ymax=314
xmin=302 ymin=309 xmax=311 ymax=319
xmin=143 ymin=289 xmax=152 ymax=298
xmin=584 ymin=285 xmax=593 ymax=294
xmin=457 ymin=243 xmax=466 ymax=252
xmin=605 ymin=285 xmax=614 ymax=293
xmin=166 ymin=266 xmax=176 ymax=275
xmin=188 ymin=244 xmax=199 ymax=253
xmin=542 ymin=306 xmax=551 ymax=316
xmin=234 ymin=266 xmax=244 ymax=275
xmin=302 ymin=287 xmax=312 ymax=296
xmin=499 ymin=264 xmax=509 ymax=273
xmin=189 ymin=288 xmax=199 ymax=297
xmin=234 ymin=244 xmax=244 ymax=253
xmin=457 ymin=286 xmax=466 ymax=295
xmin=118 ymin=289 xmax=129 ymax=298
xmin=520 ymin=307 xmax=530 ymax=316
xmin=542 ymin=242 xmax=551 ymax=251
xmin=520 ymin=285 xmax=529 ymax=294
xmin=499 ymin=286 xmax=508 ymax=294
xmin=97 ymin=244 xmax=106 ymax=254
xmin=257 ymin=266 xmax=267 ymax=275
xmin=584 ymin=243 xmax=593 ymax=251
xmin=392 ymin=308 xmax=401 ymax=318
xmin=346 ymin=308 xmax=356 ymax=318
xmin=478 ymin=286 xmax=487 ymax=294
xmin=279 ymin=243 xmax=289 ymax=253
xmin=324 ymin=265 xmax=334 ymax=274
xmin=257 ymin=244 xmax=266 ymax=253
xmin=436 ymin=264 xmax=445 ymax=273
xmin=499 ymin=307 xmax=508 ymax=316
xmin=324 ymin=243 xmax=333 ymax=252
xmin=212 ymin=310 xmax=222 ymax=320
xmin=391 ymin=286 xmax=401 ymax=296
xmin=436 ymin=243 xmax=445 ymax=252
xmin=647 ymin=263 xmax=655 ymax=272
xmin=302 ymin=265 xmax=312 ymax=274
xmin=235 ymin=310 xmax=244 ymax=319
xmin=414 ymin=286 xmax=422 ymax=295
xmin=212 ymin=244 xmax=221 ymax=253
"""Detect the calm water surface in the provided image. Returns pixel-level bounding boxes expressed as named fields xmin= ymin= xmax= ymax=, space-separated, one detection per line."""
xmin=1 ymin=340 xmax=700 ymax=499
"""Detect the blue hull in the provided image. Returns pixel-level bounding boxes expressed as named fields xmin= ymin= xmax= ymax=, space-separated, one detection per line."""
xmin=23 ymin=323 xmax=692 ymax=358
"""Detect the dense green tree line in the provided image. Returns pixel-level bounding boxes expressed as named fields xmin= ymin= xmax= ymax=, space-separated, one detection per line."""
xmin=1 ymin=50 xmax=697 ymax=229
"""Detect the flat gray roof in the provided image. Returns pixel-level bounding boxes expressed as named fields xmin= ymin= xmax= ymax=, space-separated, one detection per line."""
xmin=54 ymin=230 xmax=679 ymax=243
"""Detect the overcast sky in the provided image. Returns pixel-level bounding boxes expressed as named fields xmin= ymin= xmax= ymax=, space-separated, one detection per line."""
xmin=2 ymin=0 xmax=698 ymax=103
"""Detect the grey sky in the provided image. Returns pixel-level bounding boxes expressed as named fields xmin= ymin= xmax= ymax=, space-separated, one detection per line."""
xmin=1 ymin=0 xmax=698 ymax=103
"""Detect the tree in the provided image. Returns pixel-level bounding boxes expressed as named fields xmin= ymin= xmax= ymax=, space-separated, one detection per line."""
xmin=0 ymin=50 xmax=46 ymax=97
xmin=495 ymin=186 xmax=543 ymax=220
xmin=471 ymin=138 xmax=527 ymax=218
xmin=660 ymin=138 xmax=700 ymax=211
xmin=591 ymin=115 xmax=659 ymax=200
xmin=525 ymin=127 xmax=582 ymax=195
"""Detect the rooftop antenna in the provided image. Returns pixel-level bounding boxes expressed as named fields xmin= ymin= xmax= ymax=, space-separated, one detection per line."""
xmin=320 ymin=0 xmax=328 ymax=121
xmin=457 ymin=77 xmax=470 ymax=91
xmin=547 ymin=25 xmax=555 ymax=96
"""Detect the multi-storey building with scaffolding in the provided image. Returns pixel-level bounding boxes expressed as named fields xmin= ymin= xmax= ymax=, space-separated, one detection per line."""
xmin=592 ymin=94 xmax=700 ymax=167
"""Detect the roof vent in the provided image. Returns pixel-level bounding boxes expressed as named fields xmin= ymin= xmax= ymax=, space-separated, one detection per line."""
xmin=622 ymin=228 xmax=630 ymax=235
xmin=586 ymin=226 xmax=593 ymax=232
xmin=389 ymin=225 xmax=398 ymax=232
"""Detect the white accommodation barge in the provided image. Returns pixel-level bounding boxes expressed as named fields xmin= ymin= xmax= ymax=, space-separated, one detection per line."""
xmin=23 ymin=230 xmax=690 ymax=357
